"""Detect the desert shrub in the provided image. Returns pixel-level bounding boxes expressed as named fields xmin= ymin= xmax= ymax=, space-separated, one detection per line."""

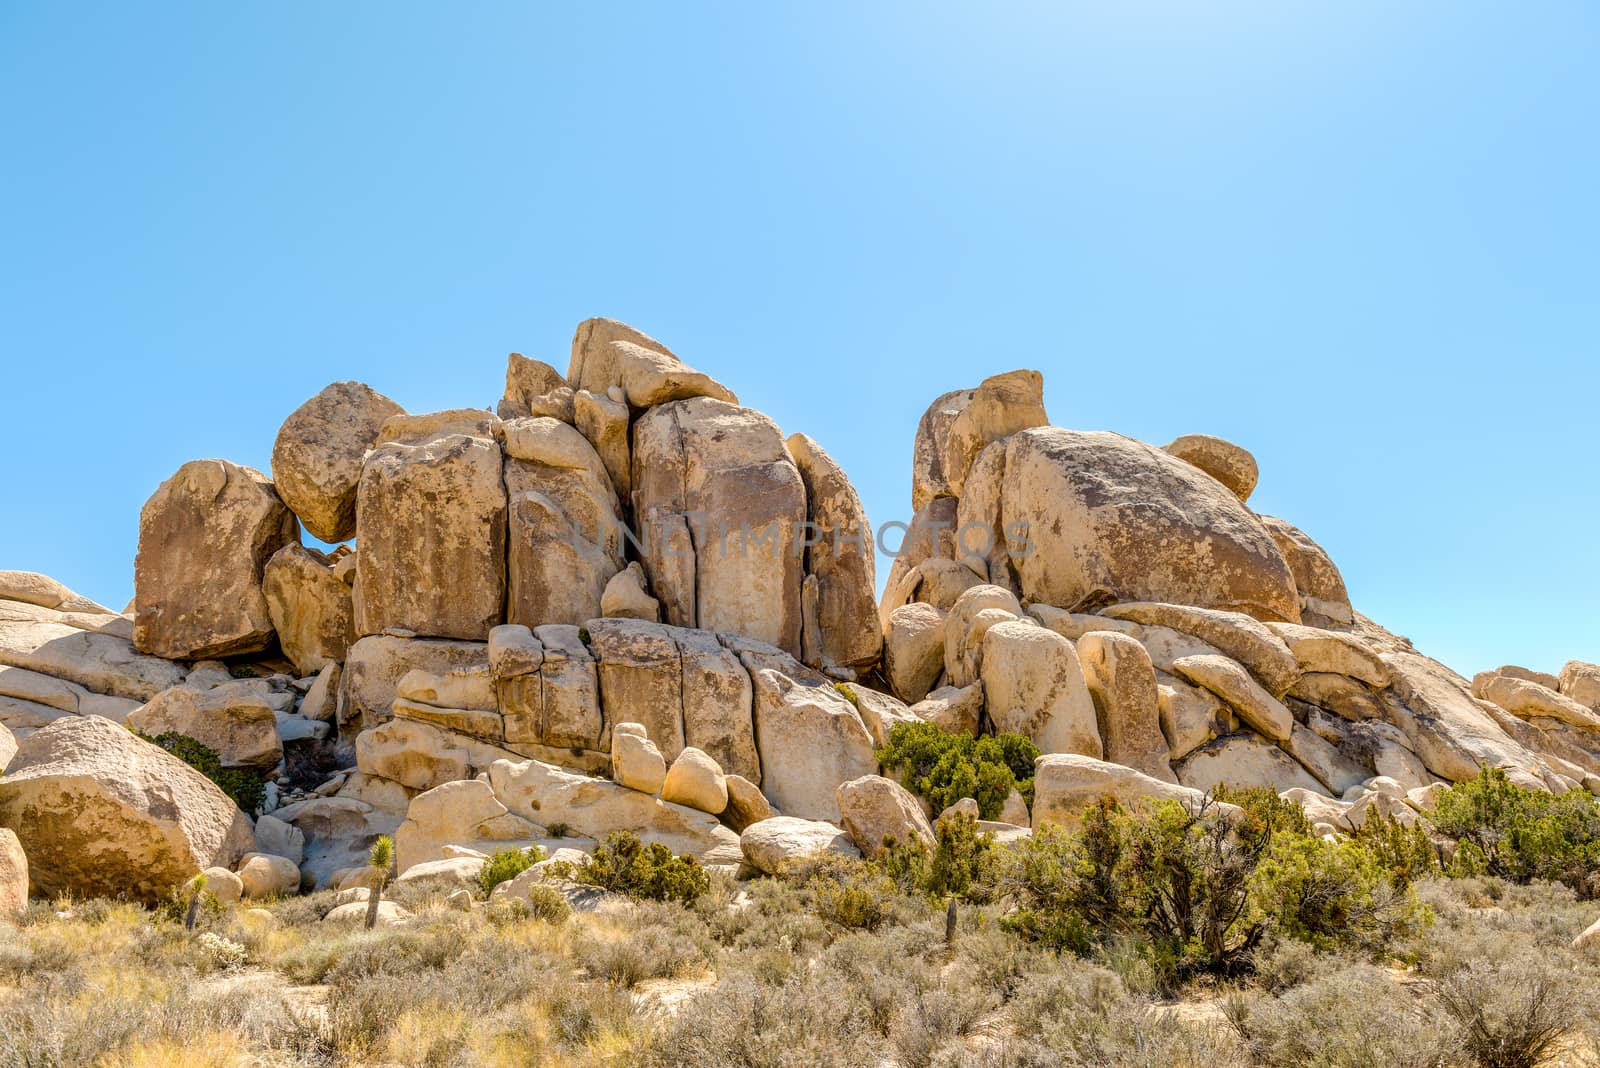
xmin=1226 ymin=962 xmax=1451 ymax=1068
xmin=563 ymin=830 xmax=710 ymax=904
xmin=572 ymin=921 xmax=707 ymax=987
xmin=520 ymin=883 xmax=572 ymax=924
xmin=1432 ymin=766 xmax=1600 ymax=897
xmin=1355 ymin=809 xmax=1442 ymax=884
xmin=478 ymin=844 xmax=544 ymax=897
xmin=796 ymin=853 xmax=903 ymax=931
xmin=133 ymin=730 xmax=265 ymax=814
xmin=877 ymin=720 xmax=1039 ymax=818
xmin=1213 ymin=782 xmax=1315 ymax=837
xmin=1252 ymin=832 xmax=1430 ymax=954
xmin=1431 ymin=953 xmax=1593 ymax=1068
xmin=544 ymin=820 xmax=571 ymax=838
xmin=879 ymin=807 xmax=999 ymax=901
xmin=639 ymin=972 xmax=886 ymax=1067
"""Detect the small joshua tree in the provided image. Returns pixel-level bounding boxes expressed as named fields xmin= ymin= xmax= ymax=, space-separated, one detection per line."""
xmin=365 ymin=835 xmax=395 ymax=930
xmin=183 ymin=872 xmax=209 ymax=931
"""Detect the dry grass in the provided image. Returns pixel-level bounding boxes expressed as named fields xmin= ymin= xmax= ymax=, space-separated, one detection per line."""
xmin=1 ymin=870 xmax=1597 ymax=1067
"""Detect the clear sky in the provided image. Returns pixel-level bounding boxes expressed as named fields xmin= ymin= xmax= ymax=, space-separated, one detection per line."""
xmin=2 ymin=3 xmax=1595 ymax=678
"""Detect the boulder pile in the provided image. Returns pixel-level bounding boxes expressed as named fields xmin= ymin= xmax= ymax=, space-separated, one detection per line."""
xmin=3 ymin=317 xmax=1598 ymax=904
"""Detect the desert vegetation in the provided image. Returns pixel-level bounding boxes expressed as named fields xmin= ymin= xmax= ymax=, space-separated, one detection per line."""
xmin=4 ymin=773 xmax=1598 ymax=1068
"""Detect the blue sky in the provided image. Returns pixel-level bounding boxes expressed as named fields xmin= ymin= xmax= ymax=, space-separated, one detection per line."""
xmin=2 ymin=3 xmax=1595 ymax=677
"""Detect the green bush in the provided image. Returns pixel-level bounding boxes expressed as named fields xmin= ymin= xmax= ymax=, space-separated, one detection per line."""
xmin=876 ymin=721 xmax=1039 ymax=819
xmin=1432 ymin=766 xmax=1600 ymax=898
xmin=879 ymin=808 xmax=999 ymax=902
xmin=568 ymin=831 xmax=710 ymax=905
xmin=1252 ymin=832 xmax=1430 ymax=954
xmin=478 ymin=845 xmax=545 ymax=897
xmin=792 ymin=854 xmax=901 ymax=931
xmin=134 ymin=731 xmax=265 ymax=814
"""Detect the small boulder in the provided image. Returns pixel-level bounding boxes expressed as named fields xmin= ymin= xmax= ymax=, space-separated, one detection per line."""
xmin=835 ymin=775 xmax=934 ymax=857
xmin=600 ymin=562 xmax=661 ymax=622
xmin=271 ymin=381 xmax=404 ymax=544
xmin=237 ymin=853 xmax=302 ymax=899
xmin=1032 ymin=753 xmax=1226 ymax=831
xmin=661 ymin=747 xmax=729 ymax=814
xmin=1162 ymin=434 xmax=1258 ymax=503
xmin=884 ymin=603 xmax=948 ymax=705
xmin=612 ymin=723 xmax=667 ymax=795
xmin=980 ymin=621 xmax=1101 ymax=758
xmin=721 ymin=774 xmax=776 ymax=832
xmin=739 ymin=816 xmax=860 ymax=875
xmin=202 ymin=867 xmax=244 ymax=906
xmin=1170 ymin=654 xmax=1294 ymax=742
xmin=126 ymin=680 xmax=283 ymax=771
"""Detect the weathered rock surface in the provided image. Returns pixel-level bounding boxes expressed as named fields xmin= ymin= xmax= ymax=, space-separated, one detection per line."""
xmin=661 ymin=746 xmax=728 ymax=814
xmin=271 ymin=381 xmax=404 ymax=543
xmin=395 ymin=778 xmax=540 ymax=872
xmin=0 ymin=571 xmax=113 ymax=615
xmin=750 ymin=668 xmax=876 ymax=822
xmin=126 ymin=680 xmax=283 ymax=771
xmin=1560 ymin=661 xmax=1600 ymax=712
xmin=1101 ymin=603 xmax=1300 ymax=696
xmin=263 ymin=543 xmax=354 ymax=676
xmin=980 ymin=621 xmax=1102 ymax=757
xmin=1077 ymin=631 xmax=1174 ymax=782
xmin=237 ymin=852 xmax=301 ymax=899
xmin=502 ymin=416 xmax=624 ymax=628
xmin=836 ymin=774 xmax=934 ymax=856
xmin=1170 ymin=654 xmax=1294 ymax=742
xmin=339 ymin=634 xmax=489 ymax=732
xmin=721 ymin=773 xmax=776 ymax=832
xmin=1000 ymin=429 xmax=1300 ymax=622
xmin=1176 ymin=733 xmax=1327 ymax=796
xmin=133 ymin=459 xmax=299 ymax=660
xmin=0 ymin=827 xmax=25 ymax=914
xmin=1162 ymin=434 xmax=1258 ymax=503
xmin=1258 ymin=516 xmax=1354 ymax=627
xmin=0 ymin=716 xmax=255 ymax=901
xmin=611 ymin=723 xmax=667 ymax=795
xmin=632 ymin=397 xmax=806 ymax=654
xmin=740 ymin=816 xmax=859 ymax=875
xmin=353 ymin=433 xmax=506 ymax=640
xmin=884 ymin=602 xmax=947 ymax=704
xmin=788 ymin=432 xmax=881 ymax=671
xmin=912 ymin=683 xmax=984 ymax=737
xmin=1032 ymin=753 xmax=1224 ymax=831
xmin=1475 ymin=673 xmax=1600 ymax=730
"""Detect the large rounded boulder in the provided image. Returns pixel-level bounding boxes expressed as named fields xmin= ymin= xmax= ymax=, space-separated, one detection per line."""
xmin=997 ymin=428 xmax=1300 ymax=622
xmin=0 ymin=715 xmax=255 ymax=901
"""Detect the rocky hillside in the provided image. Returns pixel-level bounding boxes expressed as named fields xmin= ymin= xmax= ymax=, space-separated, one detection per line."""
xmin=3 ymin=316 xmax=1599 ymax=907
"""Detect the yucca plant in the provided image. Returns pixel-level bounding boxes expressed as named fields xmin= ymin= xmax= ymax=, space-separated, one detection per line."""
xmin=183 ymin=872 xmax=209 ymax=931
xmin=365 ymin=835 xmax=395 ymax=930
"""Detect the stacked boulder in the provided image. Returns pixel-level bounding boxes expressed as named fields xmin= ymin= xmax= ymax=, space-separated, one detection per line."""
xmin=4 ymin=318 xmax=1599 ymax=907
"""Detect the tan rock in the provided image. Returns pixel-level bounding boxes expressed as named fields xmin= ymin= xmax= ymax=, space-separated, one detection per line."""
xmin=263 ymin=544 xmax=353 ymax=676
xmin=787 ymin=432 xmax=881 ymax=671
xmin=338 ymin=634 xmax=489 ymax=733
xmin=944 ymin=585 xmax=1023 ymax=688
xmin=254 ymin=813 xmax=304 ymax=865
xmin=1027 ymin=605 xmax=1141 ymax=642
xmin=612 ymin=339 xmax=737 ymax=408
xmin=573 ymin=389 xmax=632 ymax=505
xmin=722 ymin=774 xmax=776 ymax=832
xmin=885 ymin=603 xmax=947 ymax=704
xmin=568 ymin=317 xmax=679 ymax=397
xmin=201 ymin=866 xmax=243 ymax=906
xmin=953 ymin=440 xmax=1020 ymax=595
xmin=126 ymin=680 xmax=283 ymax=771
xmin=376 ymin=408 xmax=498 ymax=446
xmin=1101 ymin=603 xmax=1300 ymax=697
xmin=914 ymin=558 xmax=990 ymax=612
xmin=502 ymin=416 xmax=624 ymax=629
xmin=612 ymin=724 xmax=667 ymax=794
xmin=133 ymin=459 xmax=299 ymax=660
xmin=981 ymin=621 xmax=1102 ymax=758
xmin=0 ymin=571 xmax=113 ymax=614
xmin=998 ymin=788 xmax=1030 ymax=827
xmin=1475 ymin=674 xmax=1600 ymax=730
xmin=301 ymin=663 xmax=339 ymax=723
xmin=911 ymin=388 xmax=977 ymax=513
xmin=1257 ymin=516 xmax=1354 ymax=628
xmin=1 ymin=722 xmax=16 ymax=770
xmin=0 ymin=828 xmax=26 ymax=914
xmin=750 ymin=668 xmax=877 ymax=822
xmin=1264 ymin=622 xmax=1389 ymax=687
xmin=1382 ymin=649 xmax=1553 ymax=785
xmin=1162 ymin=434 xmax=1258 ymax=503
xmin=1000 ymin=429 xmax=1300 ymax=623
xmin=1481 ymin=665 xmax=1563 ymax=691
xmin=1560 ymin=661 xmax=1600 ymax=712
xmin=270 ymin=381 xmax=404 ymax=543
xmin=941 ymin=369 xmax=1048 ymax=501
xmin=739 ymin=816 xmax=859 ymax=875
xmin=1170 ymin=654 xmax=1293 ymax=742
xmin=588 ymin=619 xmax=681 ymax=760
xmin=661 ymin=746 xmax=728 ymax=814
xmin=395 ymin=778 xmax=540 ymax=872
xmin=911 ymin=683 xmax=984 ymax=737
xmin=1077 ymin=631 xmax=1174 ymax=782
xmin=353 ymin=433 xmax=506 ymax=640
xmin=600 ymin=562 xmax=660 ymax=622
xmin=501 ymin=353 xmax=567 ymax=417
xmin=878 ymin=498 xmax=961 ymax=629
xmin=1572 ymin=916 xmax=1600 ymax=952
xmin=237 ymin=853 xmax=301 ymax=899
xmin=1156 ymin=674 xmax=1224 ymax=761
xmin=530 ymin=624 xmax=605 ymax=753
xmin=354 ymin=718 xmax=470 ymax=791
xmin=848 ymin=685 xmax=920 ymax=749
xmin=632 ymin=398 xmax=806 ymax=655
xmin=324 ymin=900 xmax=410 ymax=926
xmin=836 ymin=774 xmax=934 ymax=856
xmin=489 ymin=756 xmax=739 ymax=862
xmin=675 ymin=627 xmax=759 ymax=783
xmin=1286 ymin=672 xmax=1386 ymax=722
xmin=0 ymin=716 xmax=255 ymax=901
xmin=1281 ymin=724 xmax=1369 ymax=795
xmin=1176 ymin=734 xmax=1327 ymax=796
xmin=1032 ymin=753 xmax=1223 ymax=831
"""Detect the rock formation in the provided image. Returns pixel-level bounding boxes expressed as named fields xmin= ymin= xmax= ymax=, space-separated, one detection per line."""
xmin=3 ymin=317 xmax=1596 ymax=906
